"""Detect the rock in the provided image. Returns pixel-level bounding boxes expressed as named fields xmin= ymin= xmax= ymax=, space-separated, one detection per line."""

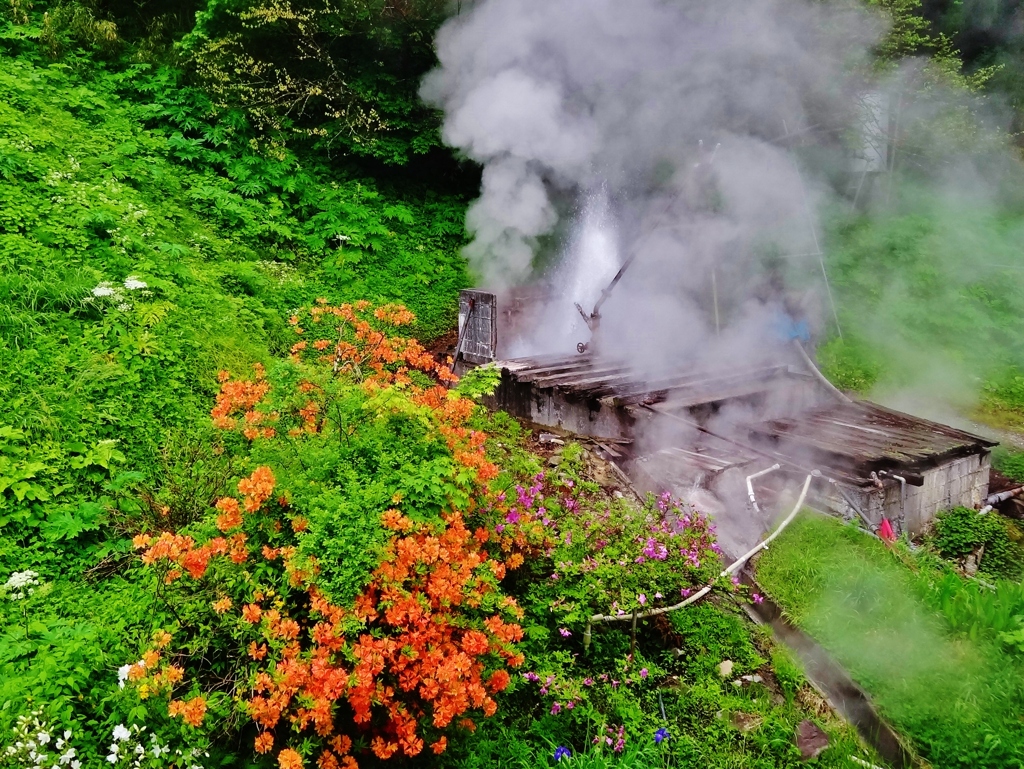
xmin=731 ymin=711 xmax=763 ymax=733
xmin=718 ymin=660 xmax=734 ymax=678
xmin=538 ymin=432 xmax=565 ymax=445
xmin=795 ymin=720 xmax=829 ymax=761
xmin=963 ymin=553 xmax=978 ymax=576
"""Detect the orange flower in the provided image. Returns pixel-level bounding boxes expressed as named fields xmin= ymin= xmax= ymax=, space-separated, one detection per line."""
xmin=152 ymin=630 xmax=172 ymax=648
xmin=212 ymin=597 xmax=232 ymax=614
xmin=278 ymin=748 xmax=303 ymax=769
xmin=291 ymin=516 xmax=309 ymax=533
xmin=168 ymin=696 xmax=207 ymax=728
xmin=255 ymin=733 xmax=274 ymax=754
xmin=242 ymin=604 xmax=263 ymax=623
xmin=215 ymin=497 xmax=243 ymax=532
xmin=248 ymin=641 xmax=268 ymax=660
xmin=132 ymin=533 xmax=151 ymax=550
xmin=431 ymin=737 xmax=447 ymax=754
xmin=488 ymin=669 xmax=511 ymax=693
xmin=330 ymin=736 xmax=352 ymax=756
xmin=370 ymin=738 xmax=398 ymax=760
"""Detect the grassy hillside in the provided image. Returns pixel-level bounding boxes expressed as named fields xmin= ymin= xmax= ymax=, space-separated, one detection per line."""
xmin=0 ymin=37 xmax=469 ymax=576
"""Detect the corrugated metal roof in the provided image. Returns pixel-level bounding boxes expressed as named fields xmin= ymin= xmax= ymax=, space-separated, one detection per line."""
xmin=747 ymin=401 xmax=996 ymax=474
xmin=497 ymin=353 xmax=793 ymax=407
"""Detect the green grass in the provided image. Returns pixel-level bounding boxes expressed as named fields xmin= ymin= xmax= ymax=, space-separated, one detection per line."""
xmin=756 ymin=513 xmax=1024 ymax=768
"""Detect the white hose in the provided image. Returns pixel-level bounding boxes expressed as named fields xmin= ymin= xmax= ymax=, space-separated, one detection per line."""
xmin=746 ymin=463 xmax=781 ymax=516
xmin=589 ymin=474 xmax=813 ymax=624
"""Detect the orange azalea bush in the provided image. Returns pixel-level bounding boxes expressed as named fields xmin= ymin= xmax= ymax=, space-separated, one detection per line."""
xmin=129 ymin=302 xmax=524 ymax=768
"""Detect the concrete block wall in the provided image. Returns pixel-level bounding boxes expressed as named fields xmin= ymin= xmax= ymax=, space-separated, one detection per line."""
xmin=815 ymin=452 xmax=991 ymax=535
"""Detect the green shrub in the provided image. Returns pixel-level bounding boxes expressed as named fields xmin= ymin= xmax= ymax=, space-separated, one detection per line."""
xmin=933 ymin=506 xmax=1022 ymax=578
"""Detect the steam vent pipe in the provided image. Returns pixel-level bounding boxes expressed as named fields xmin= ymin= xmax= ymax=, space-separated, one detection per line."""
xmin=746 ymin=464 xmax=781 ymax=516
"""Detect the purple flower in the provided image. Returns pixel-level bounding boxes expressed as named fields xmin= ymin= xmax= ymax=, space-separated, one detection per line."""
xmin=640 ymin=668 xmax=649 ymax=679
xmin=523 ymin=672 xmax=540 ymax=683
xmin=731 ymin=575 xmax=740 ymax=586
xmin=680 ymin=588 xmax=692 ymax=598
xmin=637 ymin=594 xmax=647 ymax=606
xmin=495 ymin=524 xmax=505 ymax=534
xmin=559 ymin=628 xmax=572 ymax=637
xmin=654 ymin=727 xmax=669 ymax=744
xmin=566 ymin=700 xmax=575 ymax=710
xmin=551 ymin=702 xmax=562 ymax=715
xmin=506 ymin=510 xmax=520 ymax=524
xmin=553 ymin=746 xmax=571 ymax=762
xmin=752 ymin=593 xmax=764 ymax=604
xmin=583 ymin=678 xmax=594 ymax=686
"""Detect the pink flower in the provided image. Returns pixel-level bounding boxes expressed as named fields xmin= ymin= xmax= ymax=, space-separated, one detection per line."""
xmin=752 ymin=593 xmax=764 ymax=604
xmin=559 ymin=628 xmax=572 ymax=637
xmin=551 ymin=702 xmax=562 ymax=715
xmin=637 ymin=594 xmax=647 ymax=606
xmin=640 ymin=668 xmax=649 ymax=678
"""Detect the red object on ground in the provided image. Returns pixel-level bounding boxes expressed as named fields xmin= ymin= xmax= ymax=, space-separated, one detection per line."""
xmin=878 ymin=518 xmax=896 ymax=543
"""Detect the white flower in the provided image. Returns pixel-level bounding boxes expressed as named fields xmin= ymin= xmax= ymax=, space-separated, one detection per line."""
xmin=59 ymin=749 xmax=76 ymax=766
xmin=71 ymin=761 xmax=81 ymax=769
xmin=134 ymin=745 xmax=144 ymax=756
xmin=91 ymin=284 xmax=115 ymax=297
xmin=106 ymin=754 xmax=117 ymax=764
xmin=123 ymin=277 xmax=147 ymax=291
xmin=108 ymin=743 xmax=120 ymax=755
xmin=117 ymin=664 xmax=131 ymax=689
xmin=112 ymin=725 xmax=130 ymax=742
xmin=37 ymin=733 xmax=50 ymax=745
xmin=4 ymin=570 xmax=40 ymax=591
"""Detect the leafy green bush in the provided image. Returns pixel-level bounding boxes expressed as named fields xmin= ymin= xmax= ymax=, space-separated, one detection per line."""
xmin=933 ymin=506 xmax=1022 ymax=578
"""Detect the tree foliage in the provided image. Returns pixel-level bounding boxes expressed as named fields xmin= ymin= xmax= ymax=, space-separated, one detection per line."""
xmin=179 ymin=0 xmax=452 ymax=164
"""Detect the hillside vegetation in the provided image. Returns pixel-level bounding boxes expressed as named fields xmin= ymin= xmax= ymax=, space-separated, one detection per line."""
xmin=3 ymin=1 xmax=1024 ymax=769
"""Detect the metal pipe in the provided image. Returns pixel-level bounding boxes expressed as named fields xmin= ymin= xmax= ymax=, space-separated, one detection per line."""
xmin=793 ymin=339 xmax=851 ymax=403
xmin=589 ymin=474 xmax=813 ymax=625
xmin=893 ymin=475 xmax=906 ymax=534
xmin=746 ymin=463 xmax=781 ymax=517
xmin=984 ymin=485 xmax=1024 ymax=507
xmin=877 ymin=470 xmax=907 ymax=534
xmin=829 ymin=478 xmax=876 ymax=530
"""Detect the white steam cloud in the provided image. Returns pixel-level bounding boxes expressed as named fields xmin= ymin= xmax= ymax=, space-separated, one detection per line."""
xmin=423 ymin=0 xmax=880 ymax=364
